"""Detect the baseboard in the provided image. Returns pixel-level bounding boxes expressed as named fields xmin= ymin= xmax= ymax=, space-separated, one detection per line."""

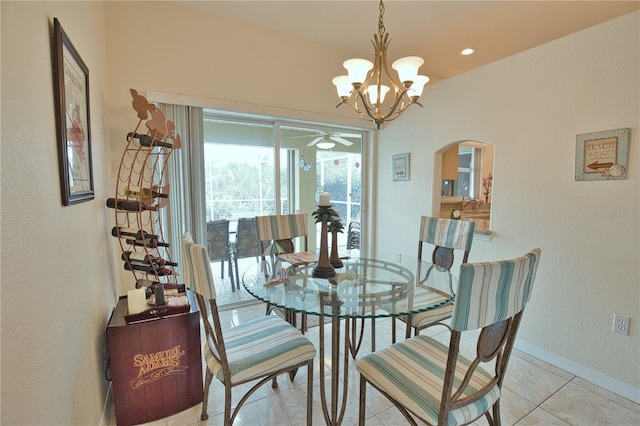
xmin=100 ymin=382 xmax=113 ymax=426
xmin=515 ymin=339 xmax=640 ymax=404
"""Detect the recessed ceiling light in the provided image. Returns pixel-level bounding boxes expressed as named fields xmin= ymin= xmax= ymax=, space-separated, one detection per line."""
xmin=459 ymin=48 xmax=475 ymax=56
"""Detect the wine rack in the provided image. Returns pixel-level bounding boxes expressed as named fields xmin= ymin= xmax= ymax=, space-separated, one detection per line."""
xmin=107 ymin=89 xmax=181 ymax=287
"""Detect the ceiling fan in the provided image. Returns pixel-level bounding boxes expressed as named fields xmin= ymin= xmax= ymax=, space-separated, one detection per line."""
xmin=288 ymin=131 xmax=354 ymax=149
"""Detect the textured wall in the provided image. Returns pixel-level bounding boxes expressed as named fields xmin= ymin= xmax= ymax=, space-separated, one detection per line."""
xmin=375 ymin=11 xmax=639 ymax=394
xmin=1 ymin=1 xmax=114 ymax=424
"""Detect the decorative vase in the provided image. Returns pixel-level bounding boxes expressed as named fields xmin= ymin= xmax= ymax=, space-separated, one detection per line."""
xmin=484 ymin=193 xmax=489 ymax=203
xmin=313 ymin=219 xmax=336 ymax=278
xmin=330 ymin=230 xmax=343 ymax=268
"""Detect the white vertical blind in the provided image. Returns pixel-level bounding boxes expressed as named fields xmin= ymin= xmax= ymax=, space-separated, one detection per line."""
xmin=156 ymin=103 xmax=204 ymax=268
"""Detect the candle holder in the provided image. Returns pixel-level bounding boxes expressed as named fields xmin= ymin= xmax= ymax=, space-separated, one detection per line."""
xmin=312 ymin=205 xmax=336 ymax=278
xmin=329 ymin=218 xmax=344 ymax=268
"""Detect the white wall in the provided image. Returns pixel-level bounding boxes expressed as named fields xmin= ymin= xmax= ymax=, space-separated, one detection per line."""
xmin=1 ymin=1 xmax=114 ymax=424
xmin=375 ymin=11 xmax=639 ymax=395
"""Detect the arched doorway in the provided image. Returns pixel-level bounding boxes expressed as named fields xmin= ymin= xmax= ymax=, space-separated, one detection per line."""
xmin=436 ymin=141 xmax=494 ymax=232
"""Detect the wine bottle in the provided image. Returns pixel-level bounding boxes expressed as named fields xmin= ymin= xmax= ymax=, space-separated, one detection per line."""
xmin=126 ymin=238 xmax=170 ymax=248
xmin=111 ymin=226 xmax=158 ymax=241
xmin=106 ymin=197 xmax=148 ymax=211
xmin=124 ymin=187 xmax=169 ymax=199
xmin=127 ymin=132 xmax=173 ymax=149
xmin=136 ymin=279 xmax=157 ymax=289
xmin=123 ymin=262 xmax=179 ymax=276
xmin=122 ymin=251 xmax=178 ymax=267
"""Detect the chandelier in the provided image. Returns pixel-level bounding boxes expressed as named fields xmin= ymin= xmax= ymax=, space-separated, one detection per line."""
xmin=332 ymin=0 xmax=429 ymax=129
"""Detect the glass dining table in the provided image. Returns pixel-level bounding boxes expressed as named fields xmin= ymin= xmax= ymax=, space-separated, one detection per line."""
xmin=241 ymin=250 xmax=454 ymax=426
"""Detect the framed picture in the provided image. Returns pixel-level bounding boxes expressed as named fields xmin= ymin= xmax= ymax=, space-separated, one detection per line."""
xmin=392 ymin=153 xmax=410 ymax=182
xmin=53 ymin=18 xmax=94 ymax=205
xmin=575 ymin=128 xmax=629 ymax=181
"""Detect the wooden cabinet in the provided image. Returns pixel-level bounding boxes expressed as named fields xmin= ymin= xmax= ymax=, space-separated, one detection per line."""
xmin=441 ymin=146 xmax=459 ymax=180
xmin=107 ymin=292 xmax=202 ymax=425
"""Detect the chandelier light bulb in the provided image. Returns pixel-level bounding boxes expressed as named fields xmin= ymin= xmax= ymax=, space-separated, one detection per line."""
xmin=367 ymin=84 xmax=390 ymax=104
xmin=391 ymin=56 xmax=424 ymax=85
xmin=332 ymin=75 xmax=352 ymax=99
xmin=343 ymin=58 xmax=373 ymax=86
xmin=408 ymin=75 xmax=430 ymax=98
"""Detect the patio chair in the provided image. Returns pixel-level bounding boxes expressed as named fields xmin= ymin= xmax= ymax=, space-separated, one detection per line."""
xmin=347 ymin=221 xmax=361 ymax=250
xmin=206 ymin=220 xmax=234 ymax=289
xmin=231 ymin=217 xmax=262 ymax=290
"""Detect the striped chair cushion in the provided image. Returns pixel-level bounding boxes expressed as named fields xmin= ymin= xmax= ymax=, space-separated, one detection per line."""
xmin=420 ymin=216 xmax=475 ymax=252
xmin=452 ymin=248 xmax=541 ymax=331
xmin=182 ymin=232 xmax=216 ymax=299
xmin=256 ymin=214 xmax=309 ymax=241
xmin=356 ymin=335 xmax=499 ymax=426
xmin=409 ymin=304 xmax=454 ymax=328
xmin=205 ymin=314 xmax=316 ymax=384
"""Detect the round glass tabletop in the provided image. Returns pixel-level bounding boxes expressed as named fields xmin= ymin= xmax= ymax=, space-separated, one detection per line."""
xmin=241 ymin=251 xmax=454 ymax=319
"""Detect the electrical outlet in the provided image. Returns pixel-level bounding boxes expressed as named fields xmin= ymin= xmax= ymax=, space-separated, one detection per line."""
xmin=612 ymin=313 xmax=630 ymax=335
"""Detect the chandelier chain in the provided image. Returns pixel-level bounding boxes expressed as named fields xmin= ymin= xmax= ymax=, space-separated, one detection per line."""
xmin=378 ymin=0 xmax=385 ymax=38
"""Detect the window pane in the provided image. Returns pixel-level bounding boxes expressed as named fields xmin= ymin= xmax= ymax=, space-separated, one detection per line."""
xmin=280 ymin=126 xmax=363 ymax=249
xmin=203 ymin=119 xmax=275 ymax=221
xmin=317 ymin=151 xmax=362 ymax=223
xmin=456 ymin=171 xmax=471 ymax=197
xmin=458 ymin=151 xmax=472 ymax=168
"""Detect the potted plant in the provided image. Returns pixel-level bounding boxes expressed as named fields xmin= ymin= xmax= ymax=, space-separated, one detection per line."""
xmin=482 ymin=173 xmax=493 ymax=203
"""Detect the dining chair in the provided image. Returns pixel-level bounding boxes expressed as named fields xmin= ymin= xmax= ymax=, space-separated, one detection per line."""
xmin=394 ymin=216 xmax=475 ymax=341
xmin=181 ymin=232 xmax=316 ymax=425
xmin=255 ymin=213 xmax=310 ymax=332
xmin=231 ymin=217 xmax=262 ymax=290
xmin=206 ymin=220 xmax=234 ymax=289
xmin=255 ymin=213 xmax=309 ymax=256
xmin=357 ymin=248 xmax=542 ymax=426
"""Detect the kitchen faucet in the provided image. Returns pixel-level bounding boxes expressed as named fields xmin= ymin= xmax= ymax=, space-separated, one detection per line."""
xmin=462 ymin=198 xmax=480 ymax=211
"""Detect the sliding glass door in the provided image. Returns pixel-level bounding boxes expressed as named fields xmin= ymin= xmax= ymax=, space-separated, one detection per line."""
xmin=202 ymin=113 xmax=364 ymax=304
xmin=280 ymin=126 xmax=362 ymax=248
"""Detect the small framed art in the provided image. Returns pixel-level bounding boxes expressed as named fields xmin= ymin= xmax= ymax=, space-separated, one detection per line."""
xmin=392 ymin=153 xmax=410 ymax=182
xmin=53 ymin=18 xmax=94 ymax=205
xmin=575 ymin=128 xmax=629 ymax=181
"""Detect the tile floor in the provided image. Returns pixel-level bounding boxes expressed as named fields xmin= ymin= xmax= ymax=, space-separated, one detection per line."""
xmin=110 ymin=258 xmax=639 ymax=425
xmin=108 ymin=298 xmax=640 ymax=426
